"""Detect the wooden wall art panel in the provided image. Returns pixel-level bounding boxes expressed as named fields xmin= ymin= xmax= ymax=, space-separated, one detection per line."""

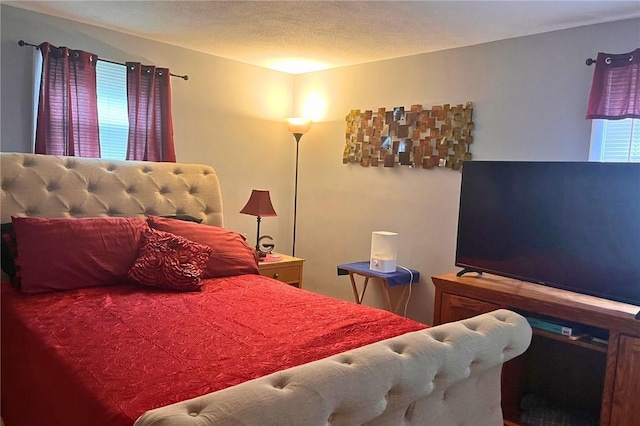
xmin=343 ymin=102 xmax=474 ymax=171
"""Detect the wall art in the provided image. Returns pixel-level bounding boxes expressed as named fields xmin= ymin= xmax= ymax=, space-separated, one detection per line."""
xmin=343 ymin=102 xmax=474 ymax=171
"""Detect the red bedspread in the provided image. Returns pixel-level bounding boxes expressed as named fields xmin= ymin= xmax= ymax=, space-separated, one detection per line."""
xmin=1 ymin=275 xmax=426 ymax=426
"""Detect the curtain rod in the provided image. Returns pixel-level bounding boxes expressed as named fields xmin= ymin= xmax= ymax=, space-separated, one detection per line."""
xmin=18 ymin=40 xmax=189 ymax=80
xmin=586 ymin=52 xmax=636 ymax=66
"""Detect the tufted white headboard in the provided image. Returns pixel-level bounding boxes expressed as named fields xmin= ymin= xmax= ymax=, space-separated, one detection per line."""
xmin=0 ymin=153 xmax=223 ymax=226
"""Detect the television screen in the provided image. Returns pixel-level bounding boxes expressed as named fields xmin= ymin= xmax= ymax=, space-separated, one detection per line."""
xmin=455 ymin=161 xmax=640 ymax=306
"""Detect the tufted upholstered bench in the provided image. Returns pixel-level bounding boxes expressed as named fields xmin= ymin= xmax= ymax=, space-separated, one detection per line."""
xmin=135 ymin=309 xmax=531 ymax=426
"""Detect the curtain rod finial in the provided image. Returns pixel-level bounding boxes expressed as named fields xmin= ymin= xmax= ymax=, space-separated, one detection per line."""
xmin=18 ymin=40 xmax=25 ymax=47
xmin=586 ymin=58 xmax=596 ymax=66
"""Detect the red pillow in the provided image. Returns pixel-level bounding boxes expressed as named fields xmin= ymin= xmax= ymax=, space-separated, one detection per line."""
xmin=12 ymin=216 xmax=149 ymax=293
xmin=147 ymin=216 xmax=259 ymax=278
xmin=128 ymin=228 xmax=212 ymax=292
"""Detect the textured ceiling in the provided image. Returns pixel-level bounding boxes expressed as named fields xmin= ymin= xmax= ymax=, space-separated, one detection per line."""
xmin=6 ymin=1 xmax=640 ymax=74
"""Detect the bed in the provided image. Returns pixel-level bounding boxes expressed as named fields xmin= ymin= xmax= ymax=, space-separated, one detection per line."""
xmin=0 ymin=152 xmax=532 ymax=426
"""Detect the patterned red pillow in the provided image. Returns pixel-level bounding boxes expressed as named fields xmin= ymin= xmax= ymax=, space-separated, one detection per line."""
xmin=128 ymin=228 xmax=212 ymax=292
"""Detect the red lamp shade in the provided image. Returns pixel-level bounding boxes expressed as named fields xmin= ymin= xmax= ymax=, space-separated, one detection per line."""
xmin=240 ymin=190 xmax=277 ymax=218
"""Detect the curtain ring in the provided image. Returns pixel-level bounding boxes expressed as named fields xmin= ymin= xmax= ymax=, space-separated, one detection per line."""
xmin=630 ymin=55 xmax=634 ymax=62
xmin=605 ymin=57 xmax=612 ymax=64
xmin=145 ymin=68 xmax=151 ymax=74
xmin=157 ymin=71 xmax=163 ymax=76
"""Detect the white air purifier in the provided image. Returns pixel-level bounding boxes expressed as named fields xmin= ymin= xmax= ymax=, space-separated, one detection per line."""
xmin=370 ymin=231 xmax=398 ymax=273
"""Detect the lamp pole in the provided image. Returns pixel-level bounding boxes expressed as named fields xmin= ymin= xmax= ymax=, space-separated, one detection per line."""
xmin=292 ymin=133 xmax=303 ymax=257
xmin=255 ymin=215 xmax=262 ymax=253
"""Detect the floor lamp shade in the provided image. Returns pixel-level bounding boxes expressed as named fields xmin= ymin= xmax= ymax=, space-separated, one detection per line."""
xmin=286 ymin=118 xmax=313 ymax=137
xmin=240 ymin=190 xmax=277 ymax=256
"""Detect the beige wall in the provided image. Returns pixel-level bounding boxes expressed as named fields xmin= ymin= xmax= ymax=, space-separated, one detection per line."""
xmin=2 ymin=4 xmax=638 ymax=324
xmin=291 ymin=18 xmax=639 ymax=323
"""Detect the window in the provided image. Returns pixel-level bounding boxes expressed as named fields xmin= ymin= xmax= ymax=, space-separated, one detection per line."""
xmin=34 ymin=59 xmax=129 ymax=159
xmin=589 ymin=118 xmax=640 ymax=162
xmin=96 ymin=61 xmax=129 ymax=160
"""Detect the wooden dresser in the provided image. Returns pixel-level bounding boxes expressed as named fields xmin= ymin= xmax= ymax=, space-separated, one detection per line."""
xmin=432 ymin=272 xmax=640 ymax=426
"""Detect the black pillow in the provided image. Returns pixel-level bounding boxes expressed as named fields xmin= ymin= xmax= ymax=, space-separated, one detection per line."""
xmin=1 ymin=222 xmax=18 ymax=282
xmin=160 ymin=214 xmax=203 ymax=224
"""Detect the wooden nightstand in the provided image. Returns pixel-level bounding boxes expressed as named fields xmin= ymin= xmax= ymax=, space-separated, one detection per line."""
xmin=258 ymin=253 xmax=305 ymax=288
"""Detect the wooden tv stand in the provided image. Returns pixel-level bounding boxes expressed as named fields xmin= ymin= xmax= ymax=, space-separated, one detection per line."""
xmin=432 ymin=272 xmax=640 ymax=426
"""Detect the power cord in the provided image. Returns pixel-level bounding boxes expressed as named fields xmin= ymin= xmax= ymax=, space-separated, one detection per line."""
xmin=397 ymin=265 xmax=414 ymax=317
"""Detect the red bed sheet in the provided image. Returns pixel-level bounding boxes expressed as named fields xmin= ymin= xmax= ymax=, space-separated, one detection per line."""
xmin=1 ymin=275 xmax=426 ymax=426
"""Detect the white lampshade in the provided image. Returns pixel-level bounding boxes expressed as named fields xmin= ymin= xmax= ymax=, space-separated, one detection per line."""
xmin=286 ymin=117 xmax=313 ymax=135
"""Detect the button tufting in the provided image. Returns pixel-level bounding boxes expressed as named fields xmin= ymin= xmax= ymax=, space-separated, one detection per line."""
xmin=463 ymin=322 xmax=477 ymax=331
xmin=405 ymin=402 xmax=416 ymax=418
xmin=188 ymin=412 xmax=198 ymax=417
xmin=391 ymin=345 xmax=405 ymax=355
xmin=429 ymin=332 xmax=445 ymax=343
xmin=107 ymin=164 xmax=117 ymax=172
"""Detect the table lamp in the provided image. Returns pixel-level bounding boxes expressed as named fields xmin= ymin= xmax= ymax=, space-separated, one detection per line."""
xmin=240 ymin=190 xmax=277 ymax=258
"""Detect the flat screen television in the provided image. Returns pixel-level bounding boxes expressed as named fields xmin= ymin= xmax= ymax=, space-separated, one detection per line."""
xmin=455 ymin=161 xmax=640 ymax=307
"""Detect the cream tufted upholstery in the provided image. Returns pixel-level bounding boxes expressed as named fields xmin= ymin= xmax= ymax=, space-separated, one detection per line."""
xmin=136 ymin=310 xmax=532 ymax=426
xmin=0 ymin=153 xmax=223 ymax=226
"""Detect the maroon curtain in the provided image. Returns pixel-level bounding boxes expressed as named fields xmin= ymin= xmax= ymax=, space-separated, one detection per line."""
xmin=586 ymin=48 xmax=640 ymax=120
xmin=126 ymin=63 xmax=176 ymax=162
xmin=35 ymin=42 xmax=100 ymax=157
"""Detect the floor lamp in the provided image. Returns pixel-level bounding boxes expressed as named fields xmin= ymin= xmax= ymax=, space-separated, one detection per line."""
xmin=286 ymin=117 xmax=312 ymax=257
